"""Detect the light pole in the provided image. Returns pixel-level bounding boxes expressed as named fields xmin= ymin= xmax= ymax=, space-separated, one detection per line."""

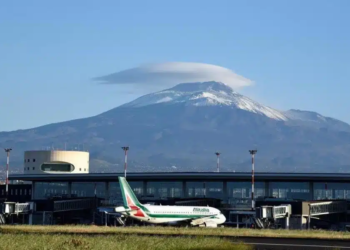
xmin=4 ymin=148 xmax=12 ymax=199
xmin=121 ymin=146 xmax=129 ymax=178
xmin=249 ymin=149 xmax=257 ymax=210
xmin=215 ymin=152 xmax=220 ymax=172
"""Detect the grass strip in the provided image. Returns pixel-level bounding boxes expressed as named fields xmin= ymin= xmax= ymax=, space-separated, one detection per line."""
xmin=0 ymin=233 xmax=251 ymax=250
xmin=1 ymin=225 xmax=350 ymax=241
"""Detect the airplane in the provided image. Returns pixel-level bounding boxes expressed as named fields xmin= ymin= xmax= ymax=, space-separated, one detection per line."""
xmin=115 ymin=177 xmax=226 ymax=227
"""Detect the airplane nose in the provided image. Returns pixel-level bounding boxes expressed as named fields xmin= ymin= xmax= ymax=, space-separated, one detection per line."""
xmin=220 ymin=214 xmax=226 ymax=223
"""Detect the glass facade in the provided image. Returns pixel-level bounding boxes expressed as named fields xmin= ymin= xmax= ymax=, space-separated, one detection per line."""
xmin=71 ymin=182 xmax=106 ymax=198
xmin=34 ymin=182 xmax=69 ymax=199
xmin=31 ymin=180 xmax=350 ymax=203
xmin=206 ymin=182 xmax=223 ymax=199
xmin=108 ymin=182 xmax=123 ymax=206
xmin=187 ymin=182 xmax=206 ymax=198
xmin=186 ymin=182 xmax=224 ymax=199
xmin=129 ymin=181 xmax=144 ymax=197
xmin=227 ymin=181 xmax=265 ymax=208
xmin=314 ymin=182 xmax=350 ymax=200
xmin=269 ymin=182 xmax=310 ymax=200
xmin=147 ymin=182 xmax=182 ymax=198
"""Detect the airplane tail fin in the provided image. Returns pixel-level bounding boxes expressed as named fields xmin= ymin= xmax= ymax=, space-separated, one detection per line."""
xmin=118 ymin=176 xmax=143 ymax=209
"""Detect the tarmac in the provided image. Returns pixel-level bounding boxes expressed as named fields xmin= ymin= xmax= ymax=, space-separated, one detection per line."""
xmin=233 ymin=236 xmax=350 ymax=249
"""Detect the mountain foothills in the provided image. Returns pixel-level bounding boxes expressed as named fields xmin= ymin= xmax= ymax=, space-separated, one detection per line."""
xmin=1 ymin=81 xmax=350 ymax=174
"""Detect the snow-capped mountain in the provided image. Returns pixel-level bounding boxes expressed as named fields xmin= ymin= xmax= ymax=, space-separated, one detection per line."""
xmin=283 ymin=109 xmax=350 ymax=132
xmin=2 ymin=81 xmax=350 ymax=174
xmin=121 ymin=81 xmax=350 ymax=132
xmin=122 ymin=81 xmax=288 ymax=121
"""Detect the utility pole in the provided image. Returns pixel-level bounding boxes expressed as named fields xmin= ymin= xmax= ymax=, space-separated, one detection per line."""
xmin=4 ymin=148 xmax=12 ymax=200
xmin=215 ymin=152 xmax=220 ymax=172
xmin=249 ymin=149 xmax=257 ymax=210
xmin=121 ymin=146 xmax=129 ymax=178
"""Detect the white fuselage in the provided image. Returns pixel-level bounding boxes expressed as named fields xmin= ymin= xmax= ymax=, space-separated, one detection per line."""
xmin=118 ymin=205 xmax=226 ymax=225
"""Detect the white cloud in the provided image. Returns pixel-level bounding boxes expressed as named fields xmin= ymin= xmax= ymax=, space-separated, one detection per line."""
xmin=94 ymin=62 xmax=253 ymax=91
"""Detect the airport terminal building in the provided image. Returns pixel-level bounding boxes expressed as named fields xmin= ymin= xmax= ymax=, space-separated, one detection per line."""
xmin=10 ymin=172 xmax=350 ymax=205
xmin=1 ymin=150 xmax=350 ymax=229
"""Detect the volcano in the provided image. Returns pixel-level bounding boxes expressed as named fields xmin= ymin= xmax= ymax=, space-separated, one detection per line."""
xmin=1 ymin=81 xmax=350 ymax=174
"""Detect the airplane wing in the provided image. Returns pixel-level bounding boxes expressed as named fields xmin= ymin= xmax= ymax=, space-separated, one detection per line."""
xmin=181 ymin=214 xmax=220 ymax=226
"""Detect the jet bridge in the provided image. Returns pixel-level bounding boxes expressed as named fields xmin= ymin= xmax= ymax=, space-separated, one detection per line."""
xmin=1 ymin=202 xmax=33 ymax=215
xmin=303 ymin=200 xmax=348 ymax=230
xmin=256 ymin=205 xmax=292 ymax=219
xmin=255 ymin=204 xmax=292 ymax=229
xmin=0 ymin=202 xmax=34 ymax=224
xmin=307 ymin=201 xmax=347 ymax=216
xmin=53 ymin=199 xmax=96 ymax=212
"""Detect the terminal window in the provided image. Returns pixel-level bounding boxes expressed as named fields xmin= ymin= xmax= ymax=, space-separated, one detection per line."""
xmin=41 ymin=163 xmax=74 ymax=172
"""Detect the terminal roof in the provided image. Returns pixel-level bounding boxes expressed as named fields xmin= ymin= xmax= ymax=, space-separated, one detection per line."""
xmin=9 ymin=172 xmax=350 ymax=182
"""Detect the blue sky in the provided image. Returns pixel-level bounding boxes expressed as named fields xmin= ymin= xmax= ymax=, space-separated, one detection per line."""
xmin=1 ymin=0 xmax=349 ymax=131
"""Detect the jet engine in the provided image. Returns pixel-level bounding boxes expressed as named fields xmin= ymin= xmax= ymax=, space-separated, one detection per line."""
xmin=204 ymin=221 xmax=218 ymax=228
xmin=115 ymin=206 xmax=127 ymax=213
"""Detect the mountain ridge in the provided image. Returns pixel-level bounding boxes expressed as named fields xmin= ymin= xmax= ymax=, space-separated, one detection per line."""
xmin=121 ymin=81 xmax=288 ymax=121
xmin=1 ymin=81 xmax=350 ymax=175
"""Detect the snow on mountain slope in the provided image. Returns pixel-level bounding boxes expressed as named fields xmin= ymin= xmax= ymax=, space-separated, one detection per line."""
xmin=283 ymin=109 xmax=350 ymax=132
xmin=121 ymin=81 xmax=288 ymax=121
xmin=283 ymin=109 xmax=328 ymax=121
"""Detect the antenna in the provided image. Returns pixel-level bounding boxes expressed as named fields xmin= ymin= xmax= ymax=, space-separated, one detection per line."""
xmin=4 ymin=148 xmax=12 ymax=200
xmin=249 ymin=149 xmax=258 ymax=210
xmin=215 ymin=152 xmax=220 ymax=172
xmin=121 ymin=146 xmax=130 ymax=178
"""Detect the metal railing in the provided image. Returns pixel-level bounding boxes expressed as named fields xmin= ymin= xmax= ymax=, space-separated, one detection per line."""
xmin=309 ymin=201 xmax=347 ymax=216
xmin=1 ymin=202 xmax=31 ymax=214
xmin=53 ymin=198 xmax=95 ymax=212
xmin=273 ymin=205 xmax=290 ymax=218
xmin=256 ymin=205 xmax=291 ymax=219
xmin=15 ymin=203 xmax=31 ymax=214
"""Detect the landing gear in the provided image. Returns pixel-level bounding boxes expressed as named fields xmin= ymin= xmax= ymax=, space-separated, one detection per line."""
xmin=116 ymin=215 xmax=127 ymax=226
xmin=203 ymin=221 xmax=218 ymax=228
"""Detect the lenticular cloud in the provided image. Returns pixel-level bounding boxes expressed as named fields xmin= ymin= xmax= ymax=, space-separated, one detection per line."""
xmin=94 ymin=62 xmax=253 ymax=90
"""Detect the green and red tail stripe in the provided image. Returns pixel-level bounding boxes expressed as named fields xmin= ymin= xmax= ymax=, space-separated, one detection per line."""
xmin=119 ymin=177 xmax=149 ymax=217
